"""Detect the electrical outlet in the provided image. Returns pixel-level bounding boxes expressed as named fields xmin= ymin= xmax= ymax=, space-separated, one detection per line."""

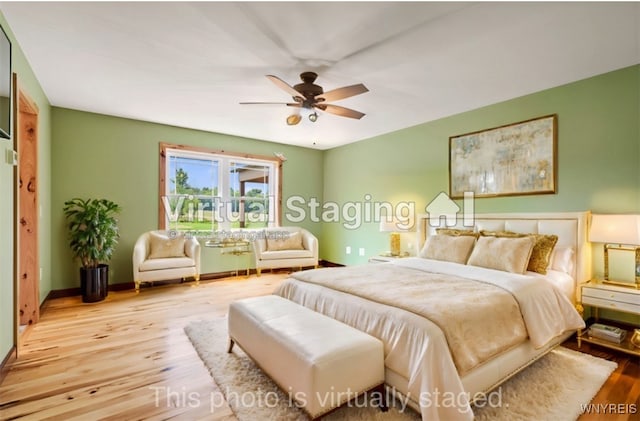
xmin=359 ymin=247 xmax=365 ymax=256
xmin=346 ymin=246 xmax=351 ymax=255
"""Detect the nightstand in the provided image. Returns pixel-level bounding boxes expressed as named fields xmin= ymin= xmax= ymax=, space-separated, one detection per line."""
xmin=578 ymin=280 xmax=640 ymax=357
xmin=368 ymin=254 xmax=409 ymax=263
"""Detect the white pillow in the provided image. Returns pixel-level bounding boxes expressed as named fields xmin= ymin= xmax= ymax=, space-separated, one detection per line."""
xmin=148 ymin=232 xmax=186 ymax=259
xmin=548 ymin=246 xmax=574 ymax=274
xmin=266 ymin=231 xmax=304 ymax=251
xmin=420 ymin=235 xmax=476 ymax=264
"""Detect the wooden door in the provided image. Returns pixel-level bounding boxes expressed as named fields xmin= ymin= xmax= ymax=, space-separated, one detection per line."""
xmin=16 ymin=81 xmax=39 ymax=326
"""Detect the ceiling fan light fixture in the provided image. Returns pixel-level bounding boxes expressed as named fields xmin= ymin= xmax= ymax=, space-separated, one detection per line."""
xmin=286 ymin=114 xmax=302 ymax=126
xmin=243 ymin=72 xmax=368 ymax=124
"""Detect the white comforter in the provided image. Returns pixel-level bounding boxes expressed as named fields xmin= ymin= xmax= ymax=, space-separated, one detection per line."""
xmin=394 ymin=258 xmax=585 ymax=348
xmin=274 ymin=258 xmax=585 ymax=421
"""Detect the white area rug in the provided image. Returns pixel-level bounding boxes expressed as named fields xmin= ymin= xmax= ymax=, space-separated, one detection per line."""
xmin=185 ymin=318 xmax=617 ymax=421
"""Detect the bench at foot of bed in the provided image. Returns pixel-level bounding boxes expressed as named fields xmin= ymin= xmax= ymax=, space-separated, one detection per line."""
xmin=228 ymin=295 xmax=387 ymax=419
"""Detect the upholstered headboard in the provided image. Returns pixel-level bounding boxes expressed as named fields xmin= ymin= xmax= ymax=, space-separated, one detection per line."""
xmin=416 ymin=211 xmax=591 ymax=286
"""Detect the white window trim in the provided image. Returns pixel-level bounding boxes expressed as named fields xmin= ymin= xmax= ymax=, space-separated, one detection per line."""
xmin=159 ymin=142 xmax=282 ymax=232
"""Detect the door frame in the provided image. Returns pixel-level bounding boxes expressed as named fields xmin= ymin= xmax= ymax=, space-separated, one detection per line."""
xmin=13 ymin=73 xmax=40 ymax=354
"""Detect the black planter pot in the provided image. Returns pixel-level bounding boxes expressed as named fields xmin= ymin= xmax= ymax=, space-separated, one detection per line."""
xmin=80 ymin=264 xmax=109 ymax=303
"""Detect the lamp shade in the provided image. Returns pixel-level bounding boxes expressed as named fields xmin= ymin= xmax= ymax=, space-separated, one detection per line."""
xmin=589 ymin=214 xmax=640 ymax=245
xmin=380 ymin=219 xmax=399 ymax=232
xmin=380 ymin=216 xmax=414 ymax=232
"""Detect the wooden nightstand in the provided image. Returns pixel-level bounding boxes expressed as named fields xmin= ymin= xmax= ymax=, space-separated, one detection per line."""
xmin=578 ymin=280 xmax=640 ymax=357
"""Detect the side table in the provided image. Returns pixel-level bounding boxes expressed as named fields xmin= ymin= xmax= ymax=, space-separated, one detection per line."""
xmin=578 ymin=280 xmax=640 ymax=357
xmin=205 ymin=239 xmax=252 ymax=277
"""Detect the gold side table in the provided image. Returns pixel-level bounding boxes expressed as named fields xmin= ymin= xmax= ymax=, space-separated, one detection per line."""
xmin=205 ymin=239 xmax=252 ymax=277
xmin=577 ymin=280 xmax=640 ymax=357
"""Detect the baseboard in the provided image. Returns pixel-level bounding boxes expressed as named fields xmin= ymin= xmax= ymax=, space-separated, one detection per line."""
xmin=0 ymin=345 xmax=17 ymax=385
xmin=43 ymin=270 xmax=251 ymax=299
xmin=45 ymin=287 xmax=81 ymax=300
xmin=43 ymin=264 xmax=334 ymax=300
xmin=319 ymin=259 xmax=344 ymax=267
xmin=200 ymin=269 xmax=257 ymax=280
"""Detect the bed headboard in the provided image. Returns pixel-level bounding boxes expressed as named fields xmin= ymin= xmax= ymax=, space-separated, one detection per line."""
xmin=416 ymin=211 xmax=591 ymax=285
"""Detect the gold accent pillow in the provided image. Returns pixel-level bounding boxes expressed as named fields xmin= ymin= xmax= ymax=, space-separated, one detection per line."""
xmin=266 ymin=231 xmax=304 ymax=251
xmin=420 ymin=234 xmax=476 ymax=264
xmin=148 ymin=232 xmax=186 ymax=259
xmin=435 ymin=228 xmax=480 ymax=238
xmin=479 ymin=230 xmax=522 ymax=238
xmin=480 ymin=230 xmax=558 ymax=274
xmin=467 ymin=236 xmax=535 ymax=274
xmin=527 ymin=234 xmax=559 ymax=274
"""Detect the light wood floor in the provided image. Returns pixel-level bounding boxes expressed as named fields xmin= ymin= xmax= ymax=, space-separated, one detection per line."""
xmin=1 ymin=274 xmax=637 ymax=420
xmin=0 ymin=274 xmax=287 ymax=420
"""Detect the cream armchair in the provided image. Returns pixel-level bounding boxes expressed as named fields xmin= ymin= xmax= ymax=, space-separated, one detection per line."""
xmin=132 ymin=231 xmax=200 ymax=292
xmin=252 ymin=227 xmax=318 ymax=276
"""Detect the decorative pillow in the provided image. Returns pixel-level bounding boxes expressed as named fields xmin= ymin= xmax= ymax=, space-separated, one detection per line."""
xmin=436 ymin=228 xmax=480 ymax=238
xmin=479 ymin=230 xmax=558 ymax=274
xmin=467 ymin=236 xmax=535 ymax=274
xmin=266 ymin=231 xmax=304 ymax=251
xmin=527 ymin=234 xmax=558 ymax=274
xmin=420 ymin=235 xmax=476 ymax=264
xmin=479 ymin=230 xmax=514 ymax=238
xmin=549 ymin=246 xmax=574 ymax=274
xmin=148 ymin=232 xmax=186 ymax=259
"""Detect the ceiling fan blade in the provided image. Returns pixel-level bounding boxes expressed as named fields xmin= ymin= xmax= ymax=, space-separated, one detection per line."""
xmin=240 ymin=102 xmax=301 ymax=106
xmin=266 ymin=75 xmax=305 ymax=100
xmin=315 ymin=104 xmax=365 ymax=120
xmin=316 ymin=84 xmax=369 ymax=102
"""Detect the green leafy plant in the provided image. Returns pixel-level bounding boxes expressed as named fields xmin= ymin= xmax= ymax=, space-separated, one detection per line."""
xmin=63 ymin=198 xmax=122 ymax=269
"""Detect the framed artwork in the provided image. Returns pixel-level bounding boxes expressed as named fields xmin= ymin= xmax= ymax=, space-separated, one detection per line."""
xmin=449 ymin=114 xmax=557 ymax=199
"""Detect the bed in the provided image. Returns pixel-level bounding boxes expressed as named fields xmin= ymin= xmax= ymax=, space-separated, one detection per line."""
xmin=274 ymin=212 xmax=591 ymax=420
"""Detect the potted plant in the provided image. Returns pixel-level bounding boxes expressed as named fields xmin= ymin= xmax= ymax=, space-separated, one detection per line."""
xmin=63 ymin=198 xmax=122 ymax=303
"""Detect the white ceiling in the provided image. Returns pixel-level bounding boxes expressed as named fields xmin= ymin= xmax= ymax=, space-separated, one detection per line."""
xmin=1 ymin=2 xmax=639 ymax=150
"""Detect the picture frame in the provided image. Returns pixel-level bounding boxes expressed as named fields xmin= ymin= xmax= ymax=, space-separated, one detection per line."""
xmin=449 ymin=114 xmax=557 ymax=199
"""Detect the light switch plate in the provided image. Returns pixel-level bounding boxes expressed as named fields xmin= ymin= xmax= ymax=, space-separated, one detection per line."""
xmin=5 ymin=148 xmax=17 ymax=165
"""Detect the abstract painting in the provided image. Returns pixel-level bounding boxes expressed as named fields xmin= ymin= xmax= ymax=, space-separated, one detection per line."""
xmin=449 ymin=115 xmax=557 ymax=198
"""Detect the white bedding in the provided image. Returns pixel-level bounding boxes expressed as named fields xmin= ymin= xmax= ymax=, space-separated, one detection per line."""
xmin=393 ymin=258 xmax=585 ymax=348
xmin=275 ymin=257 xmax=585 ymax=421
xmin=530 ymin=269 xmax=577 ymax=304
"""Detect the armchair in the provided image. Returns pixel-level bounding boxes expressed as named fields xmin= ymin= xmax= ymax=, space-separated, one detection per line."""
xmin=132 ymin=231 xmax=200 ymax=292
xmin=252 ymin=227 xmax=318 ymax=276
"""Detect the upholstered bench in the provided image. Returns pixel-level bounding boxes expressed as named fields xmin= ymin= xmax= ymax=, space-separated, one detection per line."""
xmin=228 ymin=295 xmax=386 ymax=419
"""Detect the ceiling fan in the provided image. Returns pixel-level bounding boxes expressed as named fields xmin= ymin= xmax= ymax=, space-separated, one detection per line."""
xmin=240 ymin=72 xmax=369 ymax=125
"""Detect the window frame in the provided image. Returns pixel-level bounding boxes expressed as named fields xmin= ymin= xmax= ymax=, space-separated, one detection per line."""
xmin=158 ymin=142 xmax=282 ymax=232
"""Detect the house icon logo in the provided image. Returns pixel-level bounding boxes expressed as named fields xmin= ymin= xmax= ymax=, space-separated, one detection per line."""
xmin=425 ymin=191 xmax=475 ymax=227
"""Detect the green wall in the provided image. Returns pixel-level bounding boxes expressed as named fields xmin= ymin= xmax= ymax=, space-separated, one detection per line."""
xmin=0 ymin=12 xmax=52 ymax=362
xmin=322 ymin=65 xmax=639 ymax=325
xmin=51 ymin=109 xmax=324 ymax=290
xmin=322 ymin=65 xmax=640 ymax=265
xmin=50 ymin=65 xmax=640 ymax=298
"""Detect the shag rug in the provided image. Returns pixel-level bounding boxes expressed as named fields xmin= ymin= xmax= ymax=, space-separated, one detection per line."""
xmin=185 ymin=318 xmax=617 ymax=421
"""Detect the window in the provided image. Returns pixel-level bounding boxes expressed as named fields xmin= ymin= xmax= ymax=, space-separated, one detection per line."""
xmin=159 ymin=143 xmax=281 ymax=233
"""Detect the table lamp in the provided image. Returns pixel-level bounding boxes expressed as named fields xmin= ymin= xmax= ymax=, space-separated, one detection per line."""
xmin=589 ymin=214 xmax=640 ymax=289
xmin=380 ymin=219 xmax=402 ymax=256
